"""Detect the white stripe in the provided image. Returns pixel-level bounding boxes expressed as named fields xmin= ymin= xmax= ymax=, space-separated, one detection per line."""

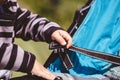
xmin=17 ymin=8 xmax=28 ymax=19
xmin=8 ymin=0 xmax=16 ymax=2
xmin=0 ymin=38 xmax=13 ymax=43
xmin=9 ymin=6 xmax=17 ymax=12
xmin=11 ymin=46 xmax=24 ymax=71
xmin=8 ymin=0 xmax=17 ymax=13
xmin=0 ymin=70 xmax=11 ymax=79
xmin=0 ymin=27 xmax=13 ymax=32
xmin=15 ymin=27 xmax=23 ymax=36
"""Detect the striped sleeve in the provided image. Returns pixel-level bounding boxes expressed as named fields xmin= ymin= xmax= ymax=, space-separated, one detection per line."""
xmin=14 ymin=8 xmax=62 ymax=43
xmin=0 ymin=42 xmax=36 ymax=73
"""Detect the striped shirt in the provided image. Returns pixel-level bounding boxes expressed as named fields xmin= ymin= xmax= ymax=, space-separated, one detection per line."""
xmin=0 ymin=0 xmax=61 ymax=78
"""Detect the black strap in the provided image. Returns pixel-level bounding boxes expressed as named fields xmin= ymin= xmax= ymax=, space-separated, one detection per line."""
xmin=45 ymin=42 xmax=120 ymax=70
xmin=48 ymin=42 xmax=74 ymax=70
xmin=69 ymin=46 xmax=120 ymax=66
xmin=44 ymin=42 xmax=74 ymax=70
xmin=44 ymin=51 xmax=58 ymax=68
xmin=56 ymin=48 xmax=74 ymax=70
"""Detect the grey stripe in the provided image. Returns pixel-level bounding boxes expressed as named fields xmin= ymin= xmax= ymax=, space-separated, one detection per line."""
xmin=43 ymin=22 xmax=60 ymax=32
xmin=0 ymin=44 xmax=12 ymax=68
xmin=25 ymin=17 xmax=48 ymax=33
xmin=0 ymin=19 xmax=12 ymax=22
xmin=38 ymin=20 xmax=47 ymax=40
xmin=0 ymin=42 xmax=3 ymax=47
xmin=24 ymin=15 xmax=39 ymax=37
xmin=27 ymin=53 xmax=31 ymax=67
xmin=11 ymin=46 xmax=24 ymax=71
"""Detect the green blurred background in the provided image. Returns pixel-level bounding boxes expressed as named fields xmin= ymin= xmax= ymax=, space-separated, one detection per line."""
xmin=13 ymin=0 xmax=87 ymax=77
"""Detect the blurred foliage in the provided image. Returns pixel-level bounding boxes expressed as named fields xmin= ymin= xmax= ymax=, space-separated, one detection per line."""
xmin=18 ymin=0 xmax=87 ymax=30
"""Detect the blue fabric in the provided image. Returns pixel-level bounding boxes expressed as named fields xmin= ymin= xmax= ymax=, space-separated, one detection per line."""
xmin=47 ymin=0 xmax=120 ymax=78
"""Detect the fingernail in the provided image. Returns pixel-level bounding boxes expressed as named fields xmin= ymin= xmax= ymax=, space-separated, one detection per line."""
xmin=62 ymin=41 xmax=66 ymax=45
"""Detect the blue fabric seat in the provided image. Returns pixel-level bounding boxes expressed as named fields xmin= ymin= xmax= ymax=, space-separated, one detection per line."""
xmin=47 ymin=0 xmax=120 ymax=78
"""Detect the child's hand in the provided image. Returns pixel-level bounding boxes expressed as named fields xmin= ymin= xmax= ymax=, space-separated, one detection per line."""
xmin=51 ymin=30 xmax=72 ymax=48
